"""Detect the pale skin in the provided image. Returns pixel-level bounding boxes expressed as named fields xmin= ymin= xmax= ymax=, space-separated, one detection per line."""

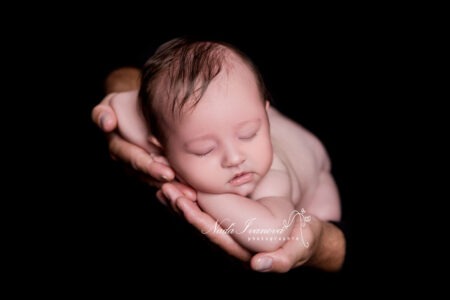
xmin=92 ymin=67 xmax=345 ymax=272
xmin=142 ymin=55 xmax=340 ymax=253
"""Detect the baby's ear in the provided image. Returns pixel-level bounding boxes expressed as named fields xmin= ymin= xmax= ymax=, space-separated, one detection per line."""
xmin=265 ymin=100 xmax=270 ymax=111
xmin=148 ymin=135 xmax=163 ymax=150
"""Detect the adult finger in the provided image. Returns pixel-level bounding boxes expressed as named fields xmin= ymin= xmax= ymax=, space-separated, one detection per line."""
xmin=160 ymin=183 xmax=183 ymax=213
xmin=176 ymin=198 xmax=252 ymax=262
xmin=250 ymin=217 xmax=306 ymax=273
xmin=104 ymin=67 xmax=141 ymax=94
xmin=91 ymin=93 xmax=118 ymax=132
xmin=165 ymin=182 xmax=196 ymax=201
xmin=156 ymin=190 xmax=168 ymax=207
xmin=156 ymin=182 xmax=195 ymax=211
xmin=109 ymin=133 xmax=174 ymax=181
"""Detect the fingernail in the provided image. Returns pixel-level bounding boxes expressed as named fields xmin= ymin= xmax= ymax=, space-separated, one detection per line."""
xmin=161 ymin=173 xmax=172 ymax=181
xmin=255 ymin=257 xmax=273 ymax=272
xmin=99 ymin=114 xmax=108 ymax=130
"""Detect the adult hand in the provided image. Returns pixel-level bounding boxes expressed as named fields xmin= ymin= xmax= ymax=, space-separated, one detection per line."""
xmin=251 ymin=215 xmax=345 ymax=272
xmin=92 ymin=68 xmax=345 ymax=272
xmin=92 ymin=67 xmax=177 ymax=188
xmin=92 ymin=91 xmax=178 ymax=188
xmin=160 ymin=184 xmax=345 ymax=272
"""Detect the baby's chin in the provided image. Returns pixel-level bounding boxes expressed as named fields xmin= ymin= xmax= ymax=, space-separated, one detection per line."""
xmin=194 ymin=180 xmax=258 ymax=197
xmin=197 ymin=186 xmax=255 ymax=198
xmin=228 ymin=183 xmax=257 ymax=197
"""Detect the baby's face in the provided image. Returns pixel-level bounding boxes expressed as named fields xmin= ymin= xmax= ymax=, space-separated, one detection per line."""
xmin=164 ymin=59 xmax=273 ymax=196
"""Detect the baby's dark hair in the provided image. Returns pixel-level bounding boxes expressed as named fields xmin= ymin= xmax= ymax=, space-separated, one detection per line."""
xmin=139 ymin=37 xmax=270 ymax=143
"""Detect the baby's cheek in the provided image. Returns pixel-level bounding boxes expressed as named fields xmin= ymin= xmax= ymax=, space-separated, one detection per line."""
xmin=173 ymin=159 xmax=216 ymax=191
xmin=259 ymin=139 xmax=273 ymax=173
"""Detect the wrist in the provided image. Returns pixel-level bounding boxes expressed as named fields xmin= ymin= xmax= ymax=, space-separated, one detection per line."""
xmin=306 ymin=220 xmax=345 ymax=272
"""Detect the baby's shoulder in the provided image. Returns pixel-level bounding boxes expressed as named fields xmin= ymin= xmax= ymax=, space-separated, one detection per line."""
xmin=270 ymin=151 xmax=288 ymax=171
xmin=269 ymin=107 xmax=330 ymax=172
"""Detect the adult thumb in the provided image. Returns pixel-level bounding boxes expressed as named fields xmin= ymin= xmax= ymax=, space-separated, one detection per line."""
xmin=91 ymin=104 xmax=118 ymax=132
xmin=251 ymin=251 xmax=293 ymax=273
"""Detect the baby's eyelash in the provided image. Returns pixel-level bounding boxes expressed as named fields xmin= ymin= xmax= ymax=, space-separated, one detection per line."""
xmin=239 ymin=132 xmax=257 ymax=140
xmin=195 ymin=149 xmax=214 ymax=157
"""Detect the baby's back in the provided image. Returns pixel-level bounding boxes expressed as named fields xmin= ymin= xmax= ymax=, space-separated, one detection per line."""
xmin=268 ymin=108 xmax=340 ymax=220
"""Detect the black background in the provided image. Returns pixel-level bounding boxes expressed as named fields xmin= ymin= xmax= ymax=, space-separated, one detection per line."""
xmin=34 ymin=17 xmax=423 ymax=292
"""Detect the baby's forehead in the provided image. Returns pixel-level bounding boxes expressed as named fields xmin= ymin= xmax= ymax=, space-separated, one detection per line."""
xmin=212 ymin=57 xmax=258 ymax=93
xmin=158 ymin=47 xmax=261 ymax=117
xmin=224 ymin=50 xmax=252 ymax=72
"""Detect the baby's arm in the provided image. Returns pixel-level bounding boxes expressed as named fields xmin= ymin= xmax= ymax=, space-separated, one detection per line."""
xmin=197 ymin=169 xmax=295 ymax=253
